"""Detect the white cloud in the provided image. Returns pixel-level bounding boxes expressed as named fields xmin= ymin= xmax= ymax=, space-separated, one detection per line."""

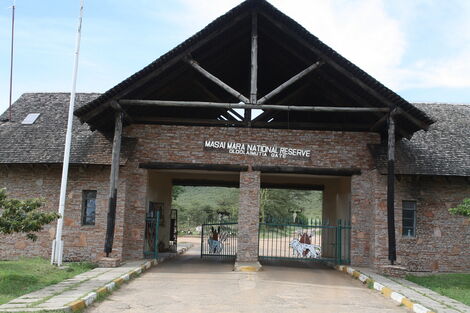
xmin=171 ymin=0 xmax=470 ymax=92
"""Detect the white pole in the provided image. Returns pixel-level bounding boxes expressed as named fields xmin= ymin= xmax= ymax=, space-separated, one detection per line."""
xmin=52 ymin=0 xmax=84 ymax=266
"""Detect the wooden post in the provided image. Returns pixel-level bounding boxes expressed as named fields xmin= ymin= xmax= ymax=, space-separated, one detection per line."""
xmin=387 ymin=112 xmax=397 ymax=264
xmin=247 ymin=11 xmax=258 ymax=123
xmin=104 ymin=111 xmax=123 ymax=257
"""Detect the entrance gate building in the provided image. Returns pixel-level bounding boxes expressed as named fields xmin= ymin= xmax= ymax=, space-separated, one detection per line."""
xmin=3 ymin=0 xmax=468 ymax=273
xmin=73 ymin=0 xmax=435 ymax=267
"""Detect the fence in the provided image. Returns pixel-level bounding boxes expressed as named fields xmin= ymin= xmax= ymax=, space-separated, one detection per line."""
xmin=201 ymin=221 xmax=238 ymax=258
xmin=199 ymin=219 xmax=351 ymax=264
xmin=144 ymin=211 xmax=160 ymax=259
xmin=259 ymin=218 xmax=351 ymax=264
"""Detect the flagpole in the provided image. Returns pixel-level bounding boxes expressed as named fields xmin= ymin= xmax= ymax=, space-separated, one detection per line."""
xmin=52 ymin=0 xmax=84 ymax=266
xmin=8 ymin=0 xmax=15 ymax=121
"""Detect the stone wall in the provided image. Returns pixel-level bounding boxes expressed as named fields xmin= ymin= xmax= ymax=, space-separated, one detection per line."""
xmin=122 ymin=125 xmax=381 ymax=263
xmin=366 ymin=173 xmax=470 ymax=272
xmin=0 ymin=165 xmax=126 ymax=261
xmin=237 ymin=171 xmax=261 ymax=262
xmin=395 ymin=176 xmax=470 ymax=272
xmin=2 ymin=124 xmax=468 ymax=271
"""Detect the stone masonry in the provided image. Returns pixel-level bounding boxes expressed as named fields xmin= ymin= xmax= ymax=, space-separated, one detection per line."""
xmin=0 ymin=124 xmax=469 ymax=272
xmin=237 ymin=171 xmax=261 ymax=262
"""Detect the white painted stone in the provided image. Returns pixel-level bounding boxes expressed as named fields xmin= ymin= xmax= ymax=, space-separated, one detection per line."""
xmin=105 ymin=282 xmax=115 ymax=291
xmin=390 ymin=292 xmax=404 ymax=303
xmin=373 ymin=282 xmax=384 ymax=291
xmin=84 ymin=292 xmax=97 ymax=306
xmin=358 ymin=274 xmax=368 ymax=282
xmin=413 ymin=303 xmax=431 ymax=313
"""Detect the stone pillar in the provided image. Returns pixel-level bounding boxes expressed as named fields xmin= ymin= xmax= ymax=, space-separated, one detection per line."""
xmin=237 ymin=170 xmax=260 ymax=263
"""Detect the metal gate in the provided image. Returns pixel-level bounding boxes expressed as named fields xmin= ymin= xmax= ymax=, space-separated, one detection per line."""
xmin=169 ymin=209 xmax=177 ymax=252
xmin=201 ymin=222 xmax=237 ymax=258
xmin=144 ymin=210 xmax=160 ymax=259
xmin=259 ymin=218 xmax=351 ymax=264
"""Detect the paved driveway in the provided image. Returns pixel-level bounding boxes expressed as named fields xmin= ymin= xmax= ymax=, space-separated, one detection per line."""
xmin=87 ymin=244 xmax=407 ymax=313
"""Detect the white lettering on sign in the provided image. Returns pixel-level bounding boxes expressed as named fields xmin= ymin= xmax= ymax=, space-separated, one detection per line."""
xmin=203 ymin=140 xmax=311 ymax=160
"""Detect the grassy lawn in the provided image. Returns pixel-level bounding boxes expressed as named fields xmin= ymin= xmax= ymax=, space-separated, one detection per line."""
xmin=406 ymin=273 xmax=470 ymax=306
xmin=0 ymin=257 xmax=95 ymax=305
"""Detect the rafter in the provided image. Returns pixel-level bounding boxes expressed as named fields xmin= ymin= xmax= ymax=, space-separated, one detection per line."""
xmin=260 ymin=11 xmax=431 ymax=132
xmin=251 ymin=81 xmax=312 ymax=123
xmin=186 ymin=57 xmax=250 ymax=104
xmin=257 ymin=61 xmax=323 ymax=104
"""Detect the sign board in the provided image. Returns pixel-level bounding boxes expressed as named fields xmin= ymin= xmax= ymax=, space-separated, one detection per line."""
xmin=203 ymin=140 xmax=311 ymax=160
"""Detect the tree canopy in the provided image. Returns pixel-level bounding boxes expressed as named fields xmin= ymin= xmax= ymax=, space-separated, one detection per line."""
xmin=0 ymin=189 xmax=59 ymax=241
xmin=172 ymin=186 xmax=322 ymax=233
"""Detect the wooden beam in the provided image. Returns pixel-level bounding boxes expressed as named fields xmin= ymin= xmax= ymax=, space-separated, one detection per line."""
xmin=186 ymin=57 xmax=250 ymax=104
xmin=140 ymin=162 xmax=248 ymax=172
xmin=120 ymin=99 xmax=390 ymax=113
xmin=251 ymin=81 xmax=312 ymax=123
xmin=260 ymin=11 xmax=431 ymax=132
xmin=387 ymin=113 xmax=397 ymax=264
xmin=78 ymin=12 xmax=251 ymax=124
xmin=257 ymin=61 xmax=323 ymax=104
xmin=370 ymin=114 xmax=388 ymax=131
xmin=252 ymin=165 xmax=361 ymax=176
xmin=132 ymin=116 xmax=246 ymax=126
xmin=261 ymin=182 xmax=324 ymax=191
xmin=396 ymin=108 xmax=430 ymax=131
xmin=192 ymin=80 xmax=237 ymax=121
xmin=247 ymin=11 xmax=258 ymax=122
xmin=110 ymin=100 xmax=134 ymax=124
xmin=78 ymin=102 xmax=111 ymax=124
xmin=172 ymin=179 xmax=325 ymax=190
xmin=173 ymin=179 xmax=239 ymax=188
xmin=252 ymin=121 xmax=373 ymax=131
xmin=104 ymin=112 xmax=123 ymax=257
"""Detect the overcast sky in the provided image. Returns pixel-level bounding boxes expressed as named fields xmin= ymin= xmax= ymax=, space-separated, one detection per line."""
xmin=0 ymin=0 xmax=469 ymax=114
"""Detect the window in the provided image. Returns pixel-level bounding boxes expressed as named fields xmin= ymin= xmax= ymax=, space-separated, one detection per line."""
xmin=21 ymin=113 xmax=40 ymax=124
xmin=82 ymin=191 xmax=97 ymax=225
xmin=402 ymin=200 xmax=416 ymax=237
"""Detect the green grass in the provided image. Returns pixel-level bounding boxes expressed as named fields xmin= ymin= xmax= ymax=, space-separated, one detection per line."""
xmin=406 ymin=273 xmax=470 ymax=306
xmin=0 ymin=257 xmax=95 ymax=305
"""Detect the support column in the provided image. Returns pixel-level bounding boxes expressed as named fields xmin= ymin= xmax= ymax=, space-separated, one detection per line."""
xmin=246 ymin=11 xmax=258 ymax=123
xmin=104 ymin=111 xmax=123 ymax=258
xmin=236 ymin=170 xmax=261 ymax=264
xmin=387 ymin=113 xmax=397 ymax=264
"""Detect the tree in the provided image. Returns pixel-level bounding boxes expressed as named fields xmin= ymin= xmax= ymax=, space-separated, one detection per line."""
xmin=449 ymin=198 xmax=470 ymax=218
xmin=172 ymin=185 xmax=184 ymax=201
xmin=0 ymin=189 xmax=59 ymax=241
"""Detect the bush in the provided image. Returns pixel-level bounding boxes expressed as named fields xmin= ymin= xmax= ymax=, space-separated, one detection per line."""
xmin=0 ymin=189 xmax=60 ymax=241
xmin=449 ymin=198 xmax=470 ymax=217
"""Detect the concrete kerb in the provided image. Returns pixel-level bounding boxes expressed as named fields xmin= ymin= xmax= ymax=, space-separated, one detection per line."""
xmin=335 ymin=265 xmax=436 ymax=313
xmin=63 ymin=244 xmax=192 ymax=312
